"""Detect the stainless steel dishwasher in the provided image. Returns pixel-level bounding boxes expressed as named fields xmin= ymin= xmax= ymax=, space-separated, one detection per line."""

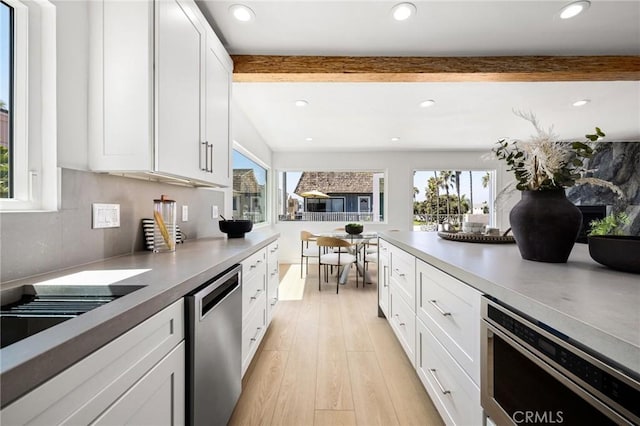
xmin=186 ymin=264 xmax=242 ymax=426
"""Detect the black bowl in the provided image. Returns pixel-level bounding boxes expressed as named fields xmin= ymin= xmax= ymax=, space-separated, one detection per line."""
xmin=588 ymin=235 xmax=640 ymax=274
xmin=345 ymin=224 xmax=363 ymax=235
xmin=219 ymin=220 xmax=253 ymax=238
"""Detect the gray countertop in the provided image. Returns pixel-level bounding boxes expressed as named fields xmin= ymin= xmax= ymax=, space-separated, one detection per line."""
xmin=0 ymin=230 xmax=279 ymax=407
xmin=380 ymin=231 xmax=640 ymax=376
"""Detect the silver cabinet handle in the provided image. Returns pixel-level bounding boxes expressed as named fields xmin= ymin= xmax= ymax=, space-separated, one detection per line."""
xmin=200 ymin=141 xmax=208 ymax=171
xmin=270 ymin=246 xmax=278 ymax=252
xmin=270 ymin=298 xmax=278 ymax=306
xmin=250 ymin=327 xmax=262 ymax=342
xmin=383 ymin=265 xmax=388 ymax=287
xmin=394 ymin=268 xmax=405 ymax=277
xmin=394 ymin=313 xmax=404 ymax=326
xmin=428 ymin=369 xmax=451 ymax=395
xmin=256 ymin=259 xmax=263 ymax=264
xmin=208 ymin=142 xmax=214 ymax=173
xmin=270 ymin=271 xmax=277 ymax=277
xmin=250 ymin=289 xmax=262 ymax=300
xmin=428 ymin=300 xmax=451 ymax=316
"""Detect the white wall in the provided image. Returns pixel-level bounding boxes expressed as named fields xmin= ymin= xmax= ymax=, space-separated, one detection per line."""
xmin=271 ymin=150 xmax=516 ymax=263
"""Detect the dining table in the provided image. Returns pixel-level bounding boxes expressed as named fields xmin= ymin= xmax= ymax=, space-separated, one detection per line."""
xmin=317 ymin=231 xmax=378 ymax=284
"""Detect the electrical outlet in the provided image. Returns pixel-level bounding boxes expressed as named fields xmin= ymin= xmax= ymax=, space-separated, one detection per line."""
xmin=182 ymin=205 xmax=189 ymax=222
xmin=92 ymin=203 xmax=120 ymax=229
xmin=211 ymin=205 xmax=219 ymax=219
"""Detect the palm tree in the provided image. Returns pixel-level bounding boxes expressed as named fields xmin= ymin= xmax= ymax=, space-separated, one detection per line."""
xmin=439 ymin=170 xmax=453 ymax=222
xmin=468 ymin=171 xmax=474 ymax=214
xmin=454 ymin=171 xmax=462 ymax=223
xmin=432 ymin=172 xmax=441 ymax=224
xmin=413 ymin=186 xmax=419 ymax=200
xmin=482 ymin=172 xmax=490 ymax=189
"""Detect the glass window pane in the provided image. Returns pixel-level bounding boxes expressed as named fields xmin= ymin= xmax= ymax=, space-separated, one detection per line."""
xmin=0 ymin=2 xmax=12 ymax=198
xmin=413 ymin=170 xmax=494 ymax=231
xmin=232 ymin=150 xmax=267 ymax=224
xmin=278 ymin=170 xmax=385 ymax=222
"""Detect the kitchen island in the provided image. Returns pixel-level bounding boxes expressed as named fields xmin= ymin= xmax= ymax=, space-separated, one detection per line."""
xmin=380 ymin=231 xmax=639 ymax=376
xmin=0 ymin=230 xmax=279 ymax=408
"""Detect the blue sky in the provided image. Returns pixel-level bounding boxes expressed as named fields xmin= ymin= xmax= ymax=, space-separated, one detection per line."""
xmin=233 ymin=150 xmax=267 ymax=185
xmin=1 ymin=3 xmax=10 ymax=108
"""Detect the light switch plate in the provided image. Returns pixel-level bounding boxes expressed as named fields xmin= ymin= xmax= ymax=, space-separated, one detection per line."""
xmin=211 ymin=205 xmax=219 ymax=219
xmin=182 ymin=205 xmax=189 ymax=222
xmin=92 ymin=203 xmax=120 ymax=229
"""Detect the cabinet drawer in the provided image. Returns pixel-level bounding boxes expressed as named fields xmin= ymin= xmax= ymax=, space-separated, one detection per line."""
xmin=242 ymin=248 xmax=266 ymax=284
xmin=416 ymin=318 xmax=482 ymax=426
xmin=267 ymin=240 xmax=279 ymax=265
xmin=378 ymin=239 xmax=390 ymax=262
xmin=242 ymin=266 xmax=266 ymax=321
xmin=241 ymin=293 xmax=266 ymax=376
xmin=416 ymin=259 xmax=481 ymax=384
xmin=389 ymin=245 xmax=416 ymax=310
xmin=389 ymin=285 xmax=416 ymax=367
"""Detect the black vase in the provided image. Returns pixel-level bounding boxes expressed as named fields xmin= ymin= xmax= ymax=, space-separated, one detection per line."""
xmin=509 ymin=189 xmax=582 ymax=263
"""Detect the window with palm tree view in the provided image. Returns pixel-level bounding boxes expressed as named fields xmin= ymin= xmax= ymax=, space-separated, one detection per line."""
xmin=278 ymin=171 xmax=385 ymax=222
xmin=413 ymin=170 xmax=494 ymax=231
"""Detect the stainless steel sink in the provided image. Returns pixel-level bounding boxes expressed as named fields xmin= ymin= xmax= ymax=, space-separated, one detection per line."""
xmin=1 ymin=284 xmax=146 ymax=348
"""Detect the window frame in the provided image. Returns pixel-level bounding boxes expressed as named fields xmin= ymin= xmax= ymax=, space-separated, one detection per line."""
xmin=276 ymin=169 xmax=387 ymax=223
xmin=0 ymin=0 xmax=57 ymax=212
xmin=232 ymin=142 xmax=269 ymax=226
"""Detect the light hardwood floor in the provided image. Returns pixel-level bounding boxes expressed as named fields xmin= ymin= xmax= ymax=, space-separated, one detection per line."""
xmin=229 ymin=263 xmax=444 ymax=426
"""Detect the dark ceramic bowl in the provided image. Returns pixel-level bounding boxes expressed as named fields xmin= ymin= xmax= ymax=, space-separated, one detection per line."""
xmin=588 ymin=235 xmax=640 ymax=274
xmin=345 ymin=224 xmax=363 ymax=235
xmin=219 ymin=219 xmax=253 ymax=238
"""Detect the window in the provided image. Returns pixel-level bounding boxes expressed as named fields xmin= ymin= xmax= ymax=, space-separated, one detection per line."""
xmin=277 ymin=170 xmax=385 ymax=222
xmin=413 ymin=170 xmax=495 ymax=231
xmin=232 ymin=148 xmax=267 ymax=224
xmin=0 ymin=0 xmax=57 ymax=211
xmin=1 ymin=1 xmax=13 ymax=198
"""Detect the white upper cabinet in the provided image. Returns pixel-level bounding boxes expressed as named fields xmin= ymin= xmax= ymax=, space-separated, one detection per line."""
xmin=88 ymin=0 xmax=232 ymax=187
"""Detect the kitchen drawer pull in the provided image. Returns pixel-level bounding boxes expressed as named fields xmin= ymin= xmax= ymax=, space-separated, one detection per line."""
xmin=270 ymin=271 xmax=277 ymax=277
xmin=383 ymin=266 xmax=388 ymax=287
xmin=250 ymin=327 xmax=262 ymax=342
xmin=394 ymin=268 xmax=405 ymax=277
xmin=428 ymin=369 xmax=451 ymax=395
xmin=270 ymin=298 xmax=278 ymax=306
xmin=250 ymin=289 xmax=262 ymax=300
xmin=270 ymin=246 xmax=278 ymax=252
xmin=256 ymin=259 xmax=263 ymax=264
xmin=428 ymin=299 xmax=451 ymax=316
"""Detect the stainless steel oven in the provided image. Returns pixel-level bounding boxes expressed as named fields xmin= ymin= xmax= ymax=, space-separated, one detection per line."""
xmin=481 ymin=297 xmax=640 ymax=426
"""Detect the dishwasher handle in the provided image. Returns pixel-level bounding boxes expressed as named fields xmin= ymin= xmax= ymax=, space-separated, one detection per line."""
xmin=192 ymin=264 xmax=242 ymax=320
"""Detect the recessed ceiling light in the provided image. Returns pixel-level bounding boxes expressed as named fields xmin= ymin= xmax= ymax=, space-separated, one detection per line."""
xmin=305 ymin=137 xmax=313 ymax=142
xmin=229 ymin=4 xmax=255 ymax=22
xmin=391 ymin=3 xmax=416 ymax=21
xmin=295 ymin=100 xmax=309 ymax=107
xmin=559 ymin=1 xmax=590 ymax=19
xmin=419 ymin=99 xmax=436 ymax=108
xmin=391 ymin=137 xmax=400 ymax=142
xmin=573 ymin=99 xmax=590 ymax=107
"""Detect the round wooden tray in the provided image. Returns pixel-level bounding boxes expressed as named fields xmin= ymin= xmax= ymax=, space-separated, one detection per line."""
xmin=437 ymin=231 xmax=516 ymax=244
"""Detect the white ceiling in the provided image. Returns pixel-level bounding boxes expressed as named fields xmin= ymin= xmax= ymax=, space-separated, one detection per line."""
xmin=196 ymin=1 xmax=640 ymax=152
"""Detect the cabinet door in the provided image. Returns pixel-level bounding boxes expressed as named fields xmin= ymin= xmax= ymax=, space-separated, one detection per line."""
xmin=156 ymin=0 xmax=206 ymax=181
xmin=266 ymin=241 xmax=280 ymax=323
xmin=93 ymin=342 xmax=185 ymax=426
xmin=204 ymin=32 xmax=231 ymax=186
xmin=378 ymin=239 xmax=390 ymax=317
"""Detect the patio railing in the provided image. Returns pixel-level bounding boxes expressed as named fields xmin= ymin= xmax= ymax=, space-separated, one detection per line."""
xmin=279 ymin=212 xmax=377 ymax=222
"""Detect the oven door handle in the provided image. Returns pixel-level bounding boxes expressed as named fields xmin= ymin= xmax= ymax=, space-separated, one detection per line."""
xmin=484 ymin=322 xmax=634 ymax=426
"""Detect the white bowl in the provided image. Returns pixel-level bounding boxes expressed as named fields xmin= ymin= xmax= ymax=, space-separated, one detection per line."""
xmin=462 ymin=222 xmax=484 ymax=234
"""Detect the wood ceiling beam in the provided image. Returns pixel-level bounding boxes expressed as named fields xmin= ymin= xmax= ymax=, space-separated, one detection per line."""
xmin=231 ymin=55 xmax=640 ymax=83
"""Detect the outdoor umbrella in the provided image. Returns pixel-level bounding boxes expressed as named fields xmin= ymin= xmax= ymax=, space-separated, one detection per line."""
xmin=300 ymin=190 xmax=330 ymax=198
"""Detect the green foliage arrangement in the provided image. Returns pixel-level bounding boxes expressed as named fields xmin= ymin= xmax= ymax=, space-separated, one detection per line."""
xmin=492 ymin=111 xmax=620 ymax=194
xmin=588 ymin=213 xmax=630 ymax=236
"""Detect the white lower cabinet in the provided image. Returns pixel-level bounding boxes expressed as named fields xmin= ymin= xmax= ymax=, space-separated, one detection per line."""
xmin=416 ymin=318 xmax=482 ymax=426
xmin=380 ymin=239 xmax=483 ymax=426
xmin=241 ymin=292 xmax=266 ymax=376
xmin=389 ymin=284 xmax=416 ymax=367
xmin=378 ymin=239 xmax=390 ymax=317
xmin=1 ymin=300 xmax=185 ymax=426
xmin=266 ymin=240 xmax=280 ymax=323
xmin=241 ymin=239 xmax=279 ymax=376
